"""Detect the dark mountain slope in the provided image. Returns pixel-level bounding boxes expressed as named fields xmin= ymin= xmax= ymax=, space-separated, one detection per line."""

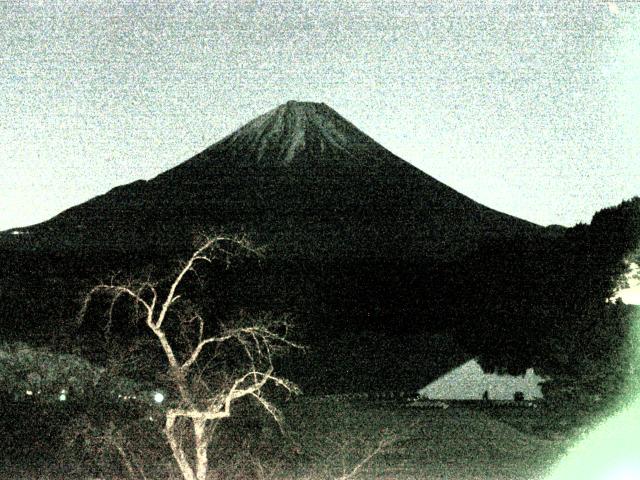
xmin=5 ymin=101 xmax=541 ymax=259
xmin=0 ymin=101 xmax=556 ymax=393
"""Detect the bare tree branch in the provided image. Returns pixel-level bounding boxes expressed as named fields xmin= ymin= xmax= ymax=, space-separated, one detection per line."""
xmin=337 ymin=435 xmax=396 ymax=480
xmin=79 ymin=235 xmax=300 ymax=480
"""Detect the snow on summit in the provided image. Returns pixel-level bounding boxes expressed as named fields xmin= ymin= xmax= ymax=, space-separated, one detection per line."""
xmin=216 ymin=101 xmax=388 ymax=167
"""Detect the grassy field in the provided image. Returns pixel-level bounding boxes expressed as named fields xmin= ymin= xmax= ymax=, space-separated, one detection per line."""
xmin=274 ymin=398 xmax=575 ymax=480
xmin=0 ymin=397 xmax=589 ymax=479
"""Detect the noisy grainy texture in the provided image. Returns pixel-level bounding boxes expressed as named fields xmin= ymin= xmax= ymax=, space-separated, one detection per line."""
xmin=1 ymin=2 xmax=639 ymax=479
xmin=1 ymin=1 xmax=638 ymax=231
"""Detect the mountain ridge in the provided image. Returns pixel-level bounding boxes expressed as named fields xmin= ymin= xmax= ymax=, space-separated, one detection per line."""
xmin=211 ymin=100 xmax=391 ymax=166
xmin=0 ymin=100 xmax=569 ymax=392
xmin=156 ymin=100 xmax=424 ymax=179
xmin=2 ymin=101 xmax=546 ymax=260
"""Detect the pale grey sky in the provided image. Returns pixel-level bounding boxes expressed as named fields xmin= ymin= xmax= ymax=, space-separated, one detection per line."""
xmin=1 ymin=1 xmax=638 ymax=231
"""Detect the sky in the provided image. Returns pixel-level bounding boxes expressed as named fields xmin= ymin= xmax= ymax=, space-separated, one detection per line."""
xmin=1 ymin=0 xmax=639 ymax=231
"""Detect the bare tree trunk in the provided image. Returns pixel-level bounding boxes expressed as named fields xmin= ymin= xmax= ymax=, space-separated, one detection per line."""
xmin=111 ymin=439 xmax=148 ymax=480
xmin=81 ymin=237 xmax=301 ymax=480
xmin=112 ymin=441 xmax=138 ymax=479
xmin=166 ymin=414 xmax=196 ymax=480
xmin=193 ymin=417 xmax=209 ymax=480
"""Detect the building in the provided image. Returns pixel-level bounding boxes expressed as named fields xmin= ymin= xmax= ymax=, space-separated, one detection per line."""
xmin=418 ymin=359 xmax=545 ymax=401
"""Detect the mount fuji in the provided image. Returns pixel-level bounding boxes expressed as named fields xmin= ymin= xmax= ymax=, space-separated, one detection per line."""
xmin=4 ymin=101 xmax=541 ymax=259
xmin=0 ymin=101 xmax=554 ymax=392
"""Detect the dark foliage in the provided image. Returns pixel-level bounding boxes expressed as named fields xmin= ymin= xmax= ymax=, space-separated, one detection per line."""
xmin=454 ymin=197 xmax=640 ymax=400
xmin=0 ymin=102 xmax=636 ymax=401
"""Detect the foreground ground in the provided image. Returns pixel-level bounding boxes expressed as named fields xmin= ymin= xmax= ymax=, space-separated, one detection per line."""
xmin=278 ymin=398 xmax=576 ymax=480
xmin=1 ymin=396 xmax=599 ymax=479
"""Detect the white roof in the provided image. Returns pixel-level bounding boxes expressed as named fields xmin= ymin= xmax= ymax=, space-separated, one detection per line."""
xmin=419 ymin=359 xmax=545 ymax=400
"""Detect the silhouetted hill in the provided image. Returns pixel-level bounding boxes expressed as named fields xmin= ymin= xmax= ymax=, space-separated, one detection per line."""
xmin=1 ymin=101 xmax=564 ymax=393
xmin=2 ymin=101 xmax=541 ymax=259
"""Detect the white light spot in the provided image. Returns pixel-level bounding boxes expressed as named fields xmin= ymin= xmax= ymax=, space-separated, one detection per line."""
xmin=25 ymin=390 xmax=33 ymax=396
xmin=153 ymin=392 xmax=165 ymax=404
xmin=603 ymin=462 xmax=640 ymax=480
xmin=611 ymin=263 xmax=640 ymax=305
xmin=59 ymin=393 xmax=67 ymax=401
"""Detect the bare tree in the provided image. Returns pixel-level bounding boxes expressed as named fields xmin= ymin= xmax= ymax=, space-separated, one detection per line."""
xmin=80 ymin=236 xmax=301 ymax=480
xmin=65 ymin=416 xmax=150 ymax=480
xmin=336 ymin=434 xmax=395 ymax=480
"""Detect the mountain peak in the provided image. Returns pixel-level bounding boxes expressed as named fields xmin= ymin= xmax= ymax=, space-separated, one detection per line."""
xmin=270 ymin=100 xmax=331 ymax=127
xmin=282 ymin=99 xmax=325 ymax=109
xmin=211 ymin=101 xmax=387 ymax=167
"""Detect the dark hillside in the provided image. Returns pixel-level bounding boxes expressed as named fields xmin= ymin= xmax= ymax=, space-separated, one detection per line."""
xmin=0 ymin=101 xmax=562 ymax=393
